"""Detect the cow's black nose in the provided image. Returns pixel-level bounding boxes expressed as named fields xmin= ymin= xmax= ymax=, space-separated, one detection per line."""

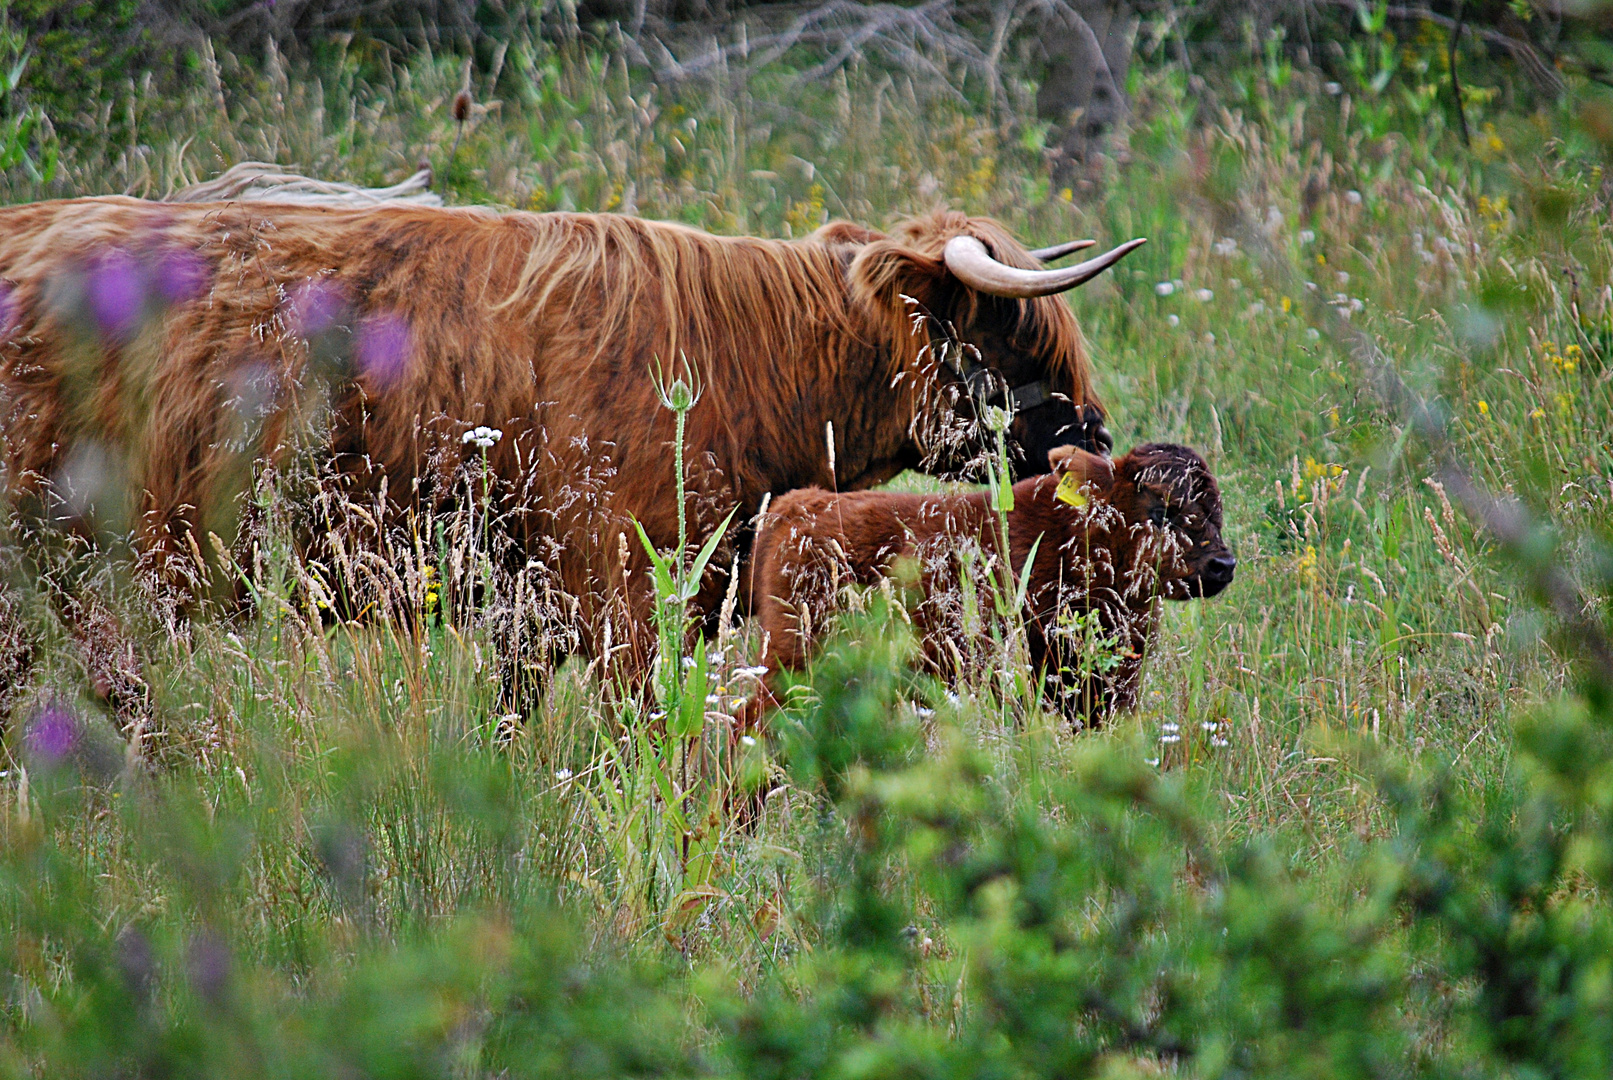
xmin=1205 ymin=554 xmax=1236 ymax=583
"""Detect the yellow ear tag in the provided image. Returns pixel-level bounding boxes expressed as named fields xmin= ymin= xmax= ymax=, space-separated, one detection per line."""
xmin=1055 ymin=472 xmax=1088 ymax=507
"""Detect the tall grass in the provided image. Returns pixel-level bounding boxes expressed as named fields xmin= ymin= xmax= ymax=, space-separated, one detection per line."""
xmin=5 ymin=20 xmax=1613 ymax=1075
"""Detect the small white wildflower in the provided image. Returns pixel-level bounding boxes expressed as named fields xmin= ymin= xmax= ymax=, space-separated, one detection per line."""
xmin=1349 ymin=297 xmax=1364 ymax=313
xmin=1336 ymin=271 xmax=1350 ymax=285
xmin=740 ymin=735 xmax=758 ymax=747
xmin=705 ymin=694 xmax=721 ymax=706
xmin=1345 ymin=190 xmax=1362 ymax=205
xmin=1299 ymin=229 xmax=1316 ymax=244
xmin=1145 ymin=757 xmax=1160 ymax=767
xmin=1212 ymin=237 xmax=1238 ymax=256
xmin=1324 ymin=81 xmax=1342 ymax=95
xmin=649 ymin=710 xmax=666 ymax=722
xmin=1202 ymin=721 xmax=1219 ymax=731
xmin=1160 ymin=734 xmax=1181 ymax=744
xmin=914 ymin=705 xmax=936 ymax=719
xmin=1194 ymin=288 xmax=1214 ymax=302
xmin=1162 ymin=722 xmax=1180 ymax=733
xmin=1167 ymin=313 xmax=1180 ymax=327
xmin=735 ymin=665 xmax=770 ymax=679
xmin=462 ymin=425 xmax=503 ymax=449
xmin=1306 ymin=327 xmax=1321 ymax=340
xmin=1202 ymin=331 xmax=1216 ymax=345
xmin=554 ymin=768 xmax=573 ymax=781
xmin=682 ymin=655 xmax=697 ymax=669
xmin=1155 ymin=281 xmax=1175 ymax=297
xmin=1211 ymin=737 xmax=1230 ymax=748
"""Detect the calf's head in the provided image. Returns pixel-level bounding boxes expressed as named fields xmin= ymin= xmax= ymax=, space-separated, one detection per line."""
xmin=1048 ymin=442 xmax=1235 ymax=601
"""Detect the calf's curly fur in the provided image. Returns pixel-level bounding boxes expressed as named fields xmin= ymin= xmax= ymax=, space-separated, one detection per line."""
xmin=745 ymin=443 xmax=1235 ymax=727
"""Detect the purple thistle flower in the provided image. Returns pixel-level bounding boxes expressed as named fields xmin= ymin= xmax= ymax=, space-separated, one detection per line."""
xmin=86 ymin=250 xmax=146 ymax=341
xmin=154 ymin=247 xmax=208 ymax=305
xmin=354 ymin=311 xmax=412 ymax=387
xmin=0 ymin=282 xmax=15 ymax=341
xmin=25 ymin=702 xmax=77 ymax=764
xmin=187 ymin=930 xmax=232 ymax=1006
xmin=284 ymin=277 xmax=346 ymax=339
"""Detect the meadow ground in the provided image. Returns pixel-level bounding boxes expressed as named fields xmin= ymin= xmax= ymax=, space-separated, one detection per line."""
xmin=3 ymin=27 xmax=1613 ymax=1076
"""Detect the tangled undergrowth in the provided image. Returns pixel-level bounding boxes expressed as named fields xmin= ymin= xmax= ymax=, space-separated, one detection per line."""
xmin=6 ymin=15 xmax=1613 ymax=1076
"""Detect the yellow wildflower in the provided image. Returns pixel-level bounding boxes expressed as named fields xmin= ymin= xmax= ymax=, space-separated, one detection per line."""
xmin=1477 ymin=400 xmax=1489 ymax=416
xmin=1303 ymin=457 xmax=1343 ymax=481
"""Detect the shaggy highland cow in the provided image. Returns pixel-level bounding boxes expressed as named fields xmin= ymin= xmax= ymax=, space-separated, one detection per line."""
xmin=744 ymin=443 xmax=1235 ymax=727
xmin=0 ymin=193 xmax=1143 ymax=714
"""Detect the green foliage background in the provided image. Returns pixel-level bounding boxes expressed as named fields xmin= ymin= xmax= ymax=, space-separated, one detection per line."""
xmin=7 ymin=5 xmax=1613 ymax=1077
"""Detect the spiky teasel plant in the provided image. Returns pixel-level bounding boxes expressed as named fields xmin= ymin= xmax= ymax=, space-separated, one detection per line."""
xmin=579 ymin=357 xmax=761 ymax=943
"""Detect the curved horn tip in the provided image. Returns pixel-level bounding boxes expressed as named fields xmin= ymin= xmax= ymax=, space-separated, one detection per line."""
xmin=1028 ymin=238 xmax=1098 ymax=263
xmin=944 ymin=234 xmax=1151 ymax=299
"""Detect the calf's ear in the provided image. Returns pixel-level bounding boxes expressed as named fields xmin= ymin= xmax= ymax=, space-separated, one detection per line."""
xmin=1048 ymin=445 xmax=1115 ymax=492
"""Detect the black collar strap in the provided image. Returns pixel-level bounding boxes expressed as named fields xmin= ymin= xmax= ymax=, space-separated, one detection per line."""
xmin=937 ymin=336 xmax=1058 ymax=415
xmin=1009 ymin=380 xmax=1052 ymax=411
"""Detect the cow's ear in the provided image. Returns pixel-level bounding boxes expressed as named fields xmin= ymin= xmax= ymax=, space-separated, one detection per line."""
xmin=1049 ymin=445 xmax=1114 ymax=492
xmin=848 ymin=240 xmax=947 ymax=327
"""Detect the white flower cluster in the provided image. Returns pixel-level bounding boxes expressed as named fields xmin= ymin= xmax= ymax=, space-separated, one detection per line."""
xmin=462 ymin=425 xmax=503 ymax=449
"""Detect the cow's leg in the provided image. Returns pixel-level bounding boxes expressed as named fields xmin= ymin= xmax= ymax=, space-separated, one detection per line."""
xmin=493 ymin=622 xmax=569 ymax=722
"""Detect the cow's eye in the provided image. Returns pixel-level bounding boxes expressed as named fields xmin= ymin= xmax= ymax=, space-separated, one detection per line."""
xmin=1148 ymin=505 xmax=1168 ymax=526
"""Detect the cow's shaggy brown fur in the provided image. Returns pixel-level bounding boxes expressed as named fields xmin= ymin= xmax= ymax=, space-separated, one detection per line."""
xmin=0 ymin=198 xmax=1112 ymax=702
xmin=744 ymin=443 xmax=1235 ymax=727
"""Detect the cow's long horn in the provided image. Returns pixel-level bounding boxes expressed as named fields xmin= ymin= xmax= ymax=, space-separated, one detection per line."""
xmin=1027 ymin=239 xmax=1096 ymax=263
xmin=943 ymin=235 xmax=1148 ymax=298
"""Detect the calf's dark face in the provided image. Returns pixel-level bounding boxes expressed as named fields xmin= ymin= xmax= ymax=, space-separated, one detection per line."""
xmin=1111 ymin=446 xmax=1235 ymax=599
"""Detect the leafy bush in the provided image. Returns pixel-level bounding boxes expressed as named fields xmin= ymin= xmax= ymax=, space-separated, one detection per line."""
xmin=9 ymin=9 xmax=1613 ymax=1077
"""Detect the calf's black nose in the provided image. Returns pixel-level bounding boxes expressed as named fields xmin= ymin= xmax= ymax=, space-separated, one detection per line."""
xmin=1205 ymin=553 xmax=1236 ymax=584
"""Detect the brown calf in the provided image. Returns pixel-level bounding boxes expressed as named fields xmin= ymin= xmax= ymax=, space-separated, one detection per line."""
xmin=745 ymin=443 xmax=1234 ymax=727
